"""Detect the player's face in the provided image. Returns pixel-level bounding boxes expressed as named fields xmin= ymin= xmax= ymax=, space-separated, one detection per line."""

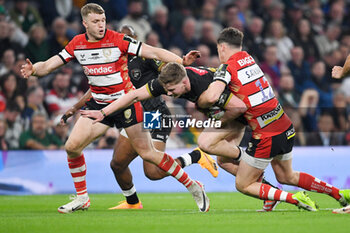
xmin=83 ymin=13 xmax=106 ymax=41
xmin=164 ymin=80 xmax=187 ymax=98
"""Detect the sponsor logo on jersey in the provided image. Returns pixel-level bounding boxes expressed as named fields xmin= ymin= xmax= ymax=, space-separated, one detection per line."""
xmin=237 ymin=55 xmax=254 ymax=66
xmin=84 ymin=66 xmax=113 ymax=75
xmin=256 ymin=104 xmax=284 ymax=128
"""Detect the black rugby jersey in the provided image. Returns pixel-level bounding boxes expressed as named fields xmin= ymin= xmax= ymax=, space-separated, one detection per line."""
xmin=146 ymin=66 xmax=231 ymax=105
xmin=127 ymin=56 xmax=165 ymax=111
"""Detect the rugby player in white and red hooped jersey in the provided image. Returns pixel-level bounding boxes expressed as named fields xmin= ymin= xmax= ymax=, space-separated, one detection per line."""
xmin=20 ymin=3 xmax=209 ymax=214
xmin=198 ymin=27 xmax=350 ymax=212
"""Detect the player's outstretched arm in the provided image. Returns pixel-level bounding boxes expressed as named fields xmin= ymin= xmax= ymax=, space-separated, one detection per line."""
xmin=197 ymin=81 xmax=226 ymax=109
xmin=140 ymin=43 xmax=199 ymax=66
xmin=21 ymin=55 xmax=65 ymax=78
xmin=61 ymin=89 xmax=92 ymax=124
xmin=80 ymin=85 xmax=152 ymax=123
xmin=332 ymin=54 xmax=350 ymax=79
xmin=220 ymin=94 xmax=247 ymax=123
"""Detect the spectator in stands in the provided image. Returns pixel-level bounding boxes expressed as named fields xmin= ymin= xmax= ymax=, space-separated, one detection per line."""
xmin=19 ymin=111 xmax=63 ymax=150
xmin=145 ymin=31 xmax=162 ymax=48
xmin=308 ymin=7 xmax=325 ymax=36
xmin=299 ymin=89 xmax=319 ymax=132
xmin=306 ymin=112 xmax=344 ymax=146
xmin=289 ymin=110 xmax=306 ymax=146
xmin=0 ymin=20 xmax=23 ymax=58
xmin=330 ymin=90 xmax=348 ymax=132
xmin=118 ymin=0 xmax=151 ymax=42
xmin=221 ymin=3 xmax=239 ymax=28
xmin=306 ymin=60 xmax=333 ymax=108
xmin=199 ymin=20 xmax=218 ymax=56
xmin=0 ymin=48 xmax=16 ymax=76
xmin=196 ymin=2 xmax=222 ymax=38
xmin=243 ymin=16 xmax=265 ymax=62
xmin=51 ymin=115 xmax=69 ymax=144
xmin=194 ymin=44 xmax=210 ymax=67
xmin=3 ymin=102 xmax=23 ymax=150
xmin=0 ymin=72 xmax=25 ymax=111
xmin=171 ymin=17 xmax=199 ymax=54
xmin=287 ymin=46 xmax=312 ymax=94
xmin=284 ymin=3 xmax=304 ymax=32
xmin=0 ymin=118 xmax=8 ymax=150
xmin=260 ymin=44 xmax=284 ymax=89
xmin=96 ymin=128 xmax=119 ymax=149
xmin=315 ymin=23 xmax=341 ymax=58
xmin=22 ymin=85 xmax=47 ymax=130
xmin=38 ymin=0 xmax=79 ymax=29
xmin=234 ymin=0 xmax=253 ymax=27
xmin=278 ymin=73 xmax=300 ymax=108
xmin=151 ymin=5 xmax=174 ymax=49
xmin=45 ymin=71 xmax=77 ymax=117
xmin=25 ymin=24 xmax=49 ymax=63
xmin=48 ymin=17 xmax=75 ymax=57
xmin=264 ymin=19 xmax=294 ymax=64
xmin=291 ymin=18 xmax=320 ymax=63
xmin=266 ymin=0 xmax=285 ymax=23
xmin=9 ymin=0 xmax=43 ymax=33
xmin=326 ymin=1 xmax=346 ymax=26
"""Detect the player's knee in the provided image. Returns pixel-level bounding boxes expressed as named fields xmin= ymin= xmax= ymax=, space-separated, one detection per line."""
xmin=144 ymin=170 xmax=162 ymax=181
xmin=197 ymin=139 xmax=212 ymax=154
xmin=110 ymin=159 xmax=125 ymax=173
xmin=64 ymin=140 xmax=81 ymax=155
xmin=235 ymin=179 xmax=247 ymax=194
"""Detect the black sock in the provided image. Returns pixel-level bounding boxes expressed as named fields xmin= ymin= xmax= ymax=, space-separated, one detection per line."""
xmin=177 ymin=157 xmax=186 ymax=168
xmin=189 ymin=150 xmax=201 ymax=163
xmin=262 ymin=178 xmax=279 ymax=190
xmin=234 ymin=146 xmax=241 ymax=162
xmin=126 ymin=192 xmax=139 ymax=204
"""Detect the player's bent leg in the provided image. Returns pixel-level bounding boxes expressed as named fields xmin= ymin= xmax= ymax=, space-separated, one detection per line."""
xmin=217 ymin=156 xmax=239 ymax=176
xmin=109 ymin=135 xmax=143 ymax=210
xmin=272 ymin=157 xmax=349 ymax=206
xmin=143 ymin=140 xmax=169 ymax=180
xmin=65 ymin=116 xmax=109 ymax=158
xmin=238 ymin=154 xmax=318 ymax=211
xmin=59 ymin=116 xmax=110 ymax=214
xmin=125 ymin=123 xmax=210 ymax=212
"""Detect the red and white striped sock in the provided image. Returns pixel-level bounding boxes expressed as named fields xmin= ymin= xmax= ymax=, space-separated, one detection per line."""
xmin=68 ymin=154 xmax=87 ymax=197
xmin=259 ymin=183 xmax=297 ymax=205
xmin=158 ymin=153 xmax=194 ymax=188
xmin=298 ymin=172 xmax=341 ymax=200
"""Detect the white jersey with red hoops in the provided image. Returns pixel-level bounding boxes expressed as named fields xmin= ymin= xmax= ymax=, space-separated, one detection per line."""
xmin=214 ymin=51 xmax=292 ymax=139
xmin=58 ymin=29 xmax=142 ymax=104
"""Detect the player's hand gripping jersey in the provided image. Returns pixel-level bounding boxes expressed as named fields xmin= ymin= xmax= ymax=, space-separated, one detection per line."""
xmin=214 ymin=51 xmax=292 ymax=138
xmin=58 ymin=29 xmax=141 ymax=104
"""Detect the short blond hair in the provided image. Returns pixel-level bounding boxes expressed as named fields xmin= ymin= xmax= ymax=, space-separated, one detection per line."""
xmin=81 ymin=3 xmax=105 ymax=20
xmin=159 ymin=62 xmax=186 ymax=85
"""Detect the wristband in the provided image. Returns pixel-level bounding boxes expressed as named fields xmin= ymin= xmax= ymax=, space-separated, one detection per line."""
xmin=100 ymin=109 xmax=107 ymax=117
xmin=61 ymin=114 xmax=68 ymax=123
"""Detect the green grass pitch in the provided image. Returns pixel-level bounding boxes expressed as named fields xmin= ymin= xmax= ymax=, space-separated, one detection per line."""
xmin=0 ymin=192 xmax=349 ymax=233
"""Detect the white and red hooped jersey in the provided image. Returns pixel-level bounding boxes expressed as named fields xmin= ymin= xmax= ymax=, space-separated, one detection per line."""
xmin=58 ymin=29 xmax=142 ymax=104
xmin=214 ymin=51 xmax=292 ymax=139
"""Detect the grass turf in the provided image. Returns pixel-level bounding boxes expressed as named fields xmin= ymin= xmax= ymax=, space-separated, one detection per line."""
xmin=0 ymin=192 xmax=349 ymax=233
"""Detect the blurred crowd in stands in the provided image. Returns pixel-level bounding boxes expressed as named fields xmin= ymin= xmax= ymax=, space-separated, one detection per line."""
xmin=0 ymin=0 xmax=349 ymax=150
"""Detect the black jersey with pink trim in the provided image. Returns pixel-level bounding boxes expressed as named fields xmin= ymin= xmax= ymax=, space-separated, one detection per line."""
xmin=213 ymin=51 xmax=292 ymax=139
xmin=58 ymin=29 xmax=142 ymax=104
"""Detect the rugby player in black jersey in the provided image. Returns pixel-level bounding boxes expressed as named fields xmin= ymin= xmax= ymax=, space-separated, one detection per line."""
xmin=81 ymin=61 xmax=285 ymax=211
xmin=61 ymin=25 xmax=218 ymax=210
